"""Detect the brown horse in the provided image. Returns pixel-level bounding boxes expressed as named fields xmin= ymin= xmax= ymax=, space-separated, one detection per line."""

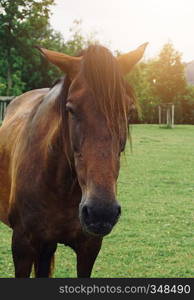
xmin=0 ymin=43 xmax=147 ymax=277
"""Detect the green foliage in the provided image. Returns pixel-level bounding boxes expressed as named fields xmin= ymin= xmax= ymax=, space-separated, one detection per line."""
xmin=127 ymin=62 xmax=159 ymax=123
xmin=127 ymin=42 xmax=194 ymax=124
xmin=0 ymin=0 xmax=72 ymax=95
xmin=178 ymin=85 xmax=194 ymax=123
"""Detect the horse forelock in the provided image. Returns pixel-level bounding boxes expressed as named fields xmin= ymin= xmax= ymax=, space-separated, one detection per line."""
xmin=81 ymin=45 xmax=132 ymax=139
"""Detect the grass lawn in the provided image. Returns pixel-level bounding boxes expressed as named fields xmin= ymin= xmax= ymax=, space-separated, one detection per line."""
xmin=0 ymin=124 xmax=194 ymax=277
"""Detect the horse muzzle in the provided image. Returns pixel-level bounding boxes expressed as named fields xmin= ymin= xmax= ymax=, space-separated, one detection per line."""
xmin=79 ymin=201 xmax=121 ymax=236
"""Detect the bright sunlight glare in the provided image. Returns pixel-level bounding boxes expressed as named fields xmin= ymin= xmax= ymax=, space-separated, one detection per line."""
xmin=50 ymin=0 xmax=194 ymax=62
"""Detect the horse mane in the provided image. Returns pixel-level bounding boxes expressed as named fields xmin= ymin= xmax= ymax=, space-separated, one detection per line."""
xmin=56 ymin=76 xmax=72 ymax=163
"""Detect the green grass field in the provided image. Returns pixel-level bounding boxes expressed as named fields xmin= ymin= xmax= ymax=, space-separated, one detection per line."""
xmin=0 ymin=124 xmax=194 ymax=277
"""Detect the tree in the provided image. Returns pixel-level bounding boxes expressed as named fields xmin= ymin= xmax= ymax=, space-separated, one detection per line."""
xmin=0 ymin=0 xmax=56 ymax=95
xmin=149 ymin=42 xmax=187 ymax=104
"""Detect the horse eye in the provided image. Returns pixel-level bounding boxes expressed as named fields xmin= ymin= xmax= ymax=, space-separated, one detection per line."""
xmin=66 ymin=103 xmax=75 ymax=115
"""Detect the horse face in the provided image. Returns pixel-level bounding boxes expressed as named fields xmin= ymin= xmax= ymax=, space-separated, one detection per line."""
xmin=66 ymin=75 xmax=129 ymax=236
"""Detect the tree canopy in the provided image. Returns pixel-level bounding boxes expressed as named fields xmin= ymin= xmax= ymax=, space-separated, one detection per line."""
xmin=0 ymin=0 xmax=57 ymax=95
xmin=149 ymin=42 xmax=187 ymax=104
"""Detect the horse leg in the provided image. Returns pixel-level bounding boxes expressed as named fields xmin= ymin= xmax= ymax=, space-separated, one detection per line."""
xmin=76 ymin=237 xmax=102 ymax=278
xmin=12 ymin=229 xmax=34 ymax=278
xmin=34 ymin=242 xmax=57 ymax=278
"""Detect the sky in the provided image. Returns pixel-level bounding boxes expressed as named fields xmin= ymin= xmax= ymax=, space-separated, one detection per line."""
xmin=50 ymin=0 xmax=194 ymax=62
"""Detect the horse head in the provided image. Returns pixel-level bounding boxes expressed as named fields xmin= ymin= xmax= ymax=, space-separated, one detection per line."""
xmin=37 ymin=43 xmax=148 ymax=236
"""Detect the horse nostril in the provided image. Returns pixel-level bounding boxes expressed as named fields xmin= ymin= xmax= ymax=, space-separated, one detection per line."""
xmin=82 ymin=205 xmax=90 ymax=221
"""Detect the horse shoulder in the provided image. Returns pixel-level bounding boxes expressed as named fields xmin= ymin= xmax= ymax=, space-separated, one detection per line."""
xmin=4 ymin=88 xmax=49 ymax=120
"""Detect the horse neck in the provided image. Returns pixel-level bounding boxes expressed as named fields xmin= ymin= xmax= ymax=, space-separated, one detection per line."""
xmin=30 ymin=84 xmax=74 ymax=182
xmin=45 ymin=119 xmax=76 ymax=196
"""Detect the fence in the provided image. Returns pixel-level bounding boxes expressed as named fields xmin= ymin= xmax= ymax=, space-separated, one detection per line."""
xmin=0 ymin=96 xmax=14 ymax=122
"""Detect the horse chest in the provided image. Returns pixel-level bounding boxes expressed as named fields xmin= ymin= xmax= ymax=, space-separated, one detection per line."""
xmin=38 ymin=203 xmax=83 ymax=243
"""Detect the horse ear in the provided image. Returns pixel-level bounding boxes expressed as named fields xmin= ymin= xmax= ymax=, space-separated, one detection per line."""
xmin=35 ymin=46 xmax=81 ymax=77
xmin=117 ymin=42 xmax=148 ymax=75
